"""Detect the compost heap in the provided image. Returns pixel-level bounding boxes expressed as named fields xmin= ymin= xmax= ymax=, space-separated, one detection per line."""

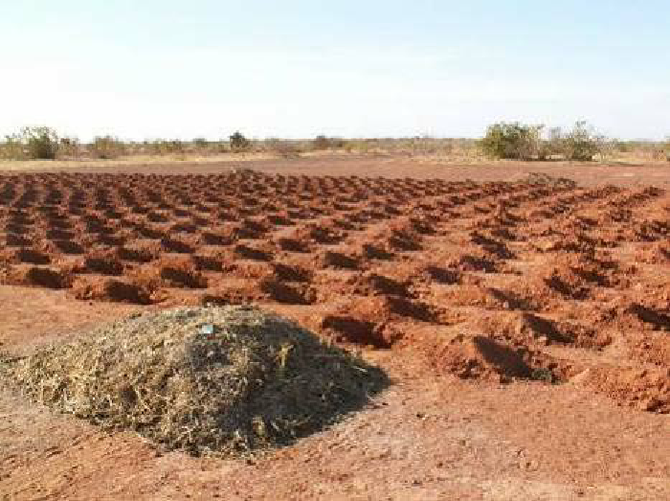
xmin=1 ymin=306 xmax=387 ymax=456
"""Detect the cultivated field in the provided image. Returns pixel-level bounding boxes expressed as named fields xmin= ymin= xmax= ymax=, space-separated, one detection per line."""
xmin=0 ymin=159 xmax=668 ymax=500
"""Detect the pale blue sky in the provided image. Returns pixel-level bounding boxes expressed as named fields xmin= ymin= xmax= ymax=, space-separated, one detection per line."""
xmin=1 ymin=1 xmax=668 ymax=140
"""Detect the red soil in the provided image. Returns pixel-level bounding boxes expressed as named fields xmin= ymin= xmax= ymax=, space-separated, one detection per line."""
xmin=0 ymin=160 xmax=669 ymax=500
xmin=0 ymin=171 xmax=668 ymax=416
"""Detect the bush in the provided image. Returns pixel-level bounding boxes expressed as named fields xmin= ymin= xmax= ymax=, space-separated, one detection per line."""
xmin=312 ymin=135 xmax=345 ymax=151
xmin=312 ymin=135 xmax=330 ymax=150
xmin=148 ymin=139 xmax=186 ymax=155
xmin=0 ymin=127 xmax=61 ymax=160
xmin=91 ymin=136 xmax=125 ymax=159
xmin=20 ymin=126 xmax=60 ymax=160
xmin=0 ymin=135 xmax=26 ymax=160
xmin=58 ymin=137 xmax=80 ymax=158
xmin=611 ymin=139 xmax=631 ymax=153
xmin=193 ymin=137 xmax=209 ymax=149
xmin=229 ymin=131 xmax=250 ymax=152
xmin=480 ymin=122 xmax=542 ymax=160
xmin=561 ymin=121 xmax=603 ymax=161
xmin=537 ymin=127 xmax=564 ymax=160
xmin=481 ymin=121 xmax=605 ymax=162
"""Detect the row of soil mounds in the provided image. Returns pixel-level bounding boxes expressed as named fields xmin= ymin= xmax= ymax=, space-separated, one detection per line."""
xmin=0 ymin=171 xmax=668 ymax=414
xmin=0 ymin=171 xmax=556 ymax=305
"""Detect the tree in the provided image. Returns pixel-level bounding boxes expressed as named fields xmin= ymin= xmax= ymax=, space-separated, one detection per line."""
xmin=229 ymin=131 xmax=250 ymax=151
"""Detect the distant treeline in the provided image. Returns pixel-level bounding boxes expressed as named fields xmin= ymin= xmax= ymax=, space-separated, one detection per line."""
xmin=1 ymin=125 xmax=668 ymax=162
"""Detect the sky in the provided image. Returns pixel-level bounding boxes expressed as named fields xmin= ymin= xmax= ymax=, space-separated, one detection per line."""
xmin=1 ymin=1 xmax=668 ymax=141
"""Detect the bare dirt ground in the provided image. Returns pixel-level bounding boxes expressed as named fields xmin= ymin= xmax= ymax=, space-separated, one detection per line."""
xmin=2 ymin=153 xmax=669 ymax=187
xmin=1 ymin=157 xmax=668 ymax=500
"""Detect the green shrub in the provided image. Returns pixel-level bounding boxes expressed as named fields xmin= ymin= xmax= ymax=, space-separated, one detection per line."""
xmin=0 ymin=127 xmax=60 ymax=160
xmin=480 ymin=122 xmax=542 ymax=160
xmin=91 ymin=136 xmax=125 ymax=159
xmin=21 ymin=126 xmax=60 ymax=160
xmin=229 ymin=131 xmax=250 ymax=152
xmin=481 ymin=121 xmax=605 ymax=162
xmin=562 ymin=121 xmax=603 ymax=161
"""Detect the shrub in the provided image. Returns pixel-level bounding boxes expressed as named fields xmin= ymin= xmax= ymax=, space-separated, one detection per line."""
xmin=0 ymin=135 xmax=26 ymax=160
xmin=312 ymin=135 xmax=335 ymax=150
xmin=480 ymin=122 xmax=543 ymax=160
xmin=0 ymin=127 xmax=61 ymax=160
xmin=91 ymin=136 xmax=125 ymax=159
xmin=561 ymin=121 xmax=603 ymax=161
xmin=148 ymin=139 xmax=186 ymax=155
xmin=482 ymin=121 xmax=605 ymax=162
xmin=312 ymin=135 xmax=345 ymax=151
xmin=537 ymin=127 xmax=565 ymax=160
xmin=229 ymin=131 xmax=250 ymax=152
xmin=167 ymin=139 xmax=186 ymax=154
xmin=611 ymin=139 xmax=631 ymax=153
xmin=193 ymin=137 xmax=209 ymax=149
xmin=313 ymin=135 xmax=330 ymax=150
xmin=21 ymin=126 xmax=60 ymax=160
xmin=59 ymin=137 xmax=80 ymax=158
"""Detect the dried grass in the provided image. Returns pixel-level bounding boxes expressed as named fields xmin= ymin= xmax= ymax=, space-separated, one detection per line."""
xmin=1 ymin=306 xmax=388 ymax=457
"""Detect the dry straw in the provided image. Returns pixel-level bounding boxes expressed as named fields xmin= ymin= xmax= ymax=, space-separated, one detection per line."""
xmin=1 ymin=306 xmax=388 ymax=457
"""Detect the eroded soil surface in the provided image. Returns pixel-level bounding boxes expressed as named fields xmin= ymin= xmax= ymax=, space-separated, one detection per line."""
xmin=1 ymin=166 xmax=668 ymax=500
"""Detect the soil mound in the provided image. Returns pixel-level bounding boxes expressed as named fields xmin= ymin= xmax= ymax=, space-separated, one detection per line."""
xmin=1 ymin=172 xmax=668 ymax=414
xmin=2 ymin=306 xmax=388 ymax=456
xmin=573 ymin=367 xmax=670 ymax=413
xmin=433 ymin=334 xmax=534 ymax=382
xmin=70 ymin=277 xmax=152 ymax=304
xmin=7 ymin=266 xmax=69 ymax=289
